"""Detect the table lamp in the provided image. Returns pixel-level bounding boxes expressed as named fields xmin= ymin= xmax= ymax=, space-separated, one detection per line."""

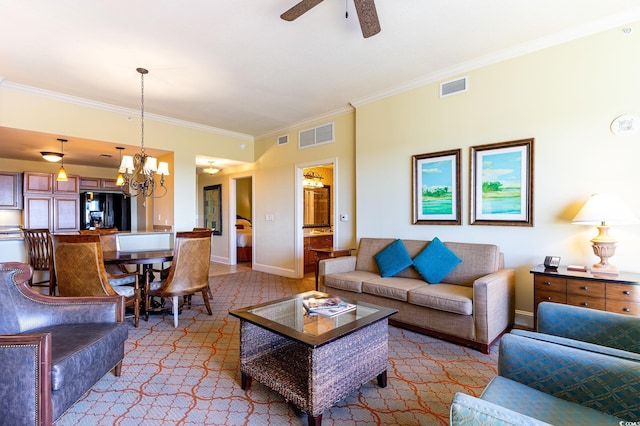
xmin=571 ymin=193 xmax=639 ymax=274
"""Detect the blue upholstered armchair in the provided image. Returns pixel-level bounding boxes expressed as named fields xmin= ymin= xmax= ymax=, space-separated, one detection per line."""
xmin=0 ymin=262 xmax=128 ymax=425
xmin=451 ymin=304 xmax=640 ymax=424
xmin=511 ymin=301 xmax=640 ymax=361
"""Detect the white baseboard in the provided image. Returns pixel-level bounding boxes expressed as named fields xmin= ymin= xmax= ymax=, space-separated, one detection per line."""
xmin=515 ymin=309 xmax=534 ymax=329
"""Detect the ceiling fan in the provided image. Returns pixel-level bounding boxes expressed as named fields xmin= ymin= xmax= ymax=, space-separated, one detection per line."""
xmin=281 ymin=0 xmax=381 ymax=38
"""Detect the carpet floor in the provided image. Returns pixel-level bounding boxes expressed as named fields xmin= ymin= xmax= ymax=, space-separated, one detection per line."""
xmin=55 ymin=270 xmax=499 ymax=425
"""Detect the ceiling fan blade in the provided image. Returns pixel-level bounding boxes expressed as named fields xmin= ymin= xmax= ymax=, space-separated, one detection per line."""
xmin=281 ymin=0 xmax=325 ymax=21
xmin=353 ymin=0 xmax=381 ymax=38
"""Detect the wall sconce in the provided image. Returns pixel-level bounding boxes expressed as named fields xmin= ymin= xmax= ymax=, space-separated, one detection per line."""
xmin=572 ymin=193 xmax=638 ymax=274
xmin=303 ymin=171 xmax=324 ymax=188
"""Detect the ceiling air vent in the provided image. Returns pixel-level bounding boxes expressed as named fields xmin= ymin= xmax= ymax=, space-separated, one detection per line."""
xmin=277 ymin=134 xmax=289 ymax=146
xmin=440 ymin=76 xmax=468 ymax=98
xmin=298 ymin=122 xmax=335 ymax=149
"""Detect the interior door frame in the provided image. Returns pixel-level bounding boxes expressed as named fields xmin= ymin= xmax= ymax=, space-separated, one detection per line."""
xmin=295 ymin=158 xmax=337 ymax=278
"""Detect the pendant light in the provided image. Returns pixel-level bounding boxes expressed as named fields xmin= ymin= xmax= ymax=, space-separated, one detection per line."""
xmin=56 ymin=138 xmax=68 ymax=181
xmin=115 ymin=147 xmax=125 ymax=186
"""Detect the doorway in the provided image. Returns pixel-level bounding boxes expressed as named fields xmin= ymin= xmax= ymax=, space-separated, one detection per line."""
xmin=230 ymin=175 xmax=254 ymax=266
xmin=296 ymin=159 xmax=336 ymax=278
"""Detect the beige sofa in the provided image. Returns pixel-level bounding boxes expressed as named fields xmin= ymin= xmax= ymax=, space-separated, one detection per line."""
xmin=318 ymin=238 xmax=515 ymax=353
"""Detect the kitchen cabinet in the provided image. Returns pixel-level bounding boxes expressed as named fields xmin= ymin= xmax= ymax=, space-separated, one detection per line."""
xmin=80 ymin=177 xmax=121 ymax=191
xmin=0 ymin=172 xmax=22 ymax=209
xmin=23 ymin=172 xmax=80 ymax=232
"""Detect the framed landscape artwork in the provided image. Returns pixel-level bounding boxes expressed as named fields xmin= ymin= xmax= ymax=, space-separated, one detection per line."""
xmin=204 ymin=184 xmax=222 ymax=235
xmin=412 ymin=149 xmax=461 ymax=225
xmin=470 ymin=138 xmax=534 ymax=226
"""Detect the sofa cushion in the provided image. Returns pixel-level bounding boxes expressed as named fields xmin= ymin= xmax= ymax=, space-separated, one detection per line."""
xmin=442 ymin=242 xmax=501 ymax=285
xmin=324 ymin=271 xmax=381 ymax=293
xmin=480 ymin=376 xmax=624 ymax=425
xmin=362 ymin=277 xmax=426 ymax=302
xmin=408 ymin=284 xmax=473 ymax=315
xmin=373 ymin=239 xmax=413 ymax=277
xmin=29 ymin=323 xmax=128 ymax=391
xmin=412 ymin=237 xmax=462 ymax=283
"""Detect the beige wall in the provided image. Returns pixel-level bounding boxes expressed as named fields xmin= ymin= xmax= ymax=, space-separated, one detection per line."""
xmin=354 ymin=24 xmax=640 ymax=319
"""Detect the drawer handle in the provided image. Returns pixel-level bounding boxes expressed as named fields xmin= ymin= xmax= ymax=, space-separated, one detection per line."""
xmin=545 ymin=296 xmax=552 ymax=301
xmin=624 ymin=308 xmax=631 ymax=312
xmin=544 ymin=281 xmax=552 ymax=286
xmin=623 ymin=291 xmax=631 ymax=295
xmin=581 ymin=302 xmax=588 ymax=307
xmin=580 ymin=286 xmax=589 ymax=291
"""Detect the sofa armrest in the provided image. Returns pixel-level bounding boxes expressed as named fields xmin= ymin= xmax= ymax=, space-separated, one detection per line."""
xmin=450 ymin=392 xmax=552 ymax=426
xmin=499 ymin=333 xmax=640 ymax=420
xmin=472 ymin=269 xmax=515 ymax=345
xmin=0 ymin=333 xmax=52 ymax=425
xmin=318 ymin=256 xmax=357 ymax=287
xmin=14 ymin=280 xmax=125 ymax=330
xmin=537 ymin=301 xmax=640 ymax=354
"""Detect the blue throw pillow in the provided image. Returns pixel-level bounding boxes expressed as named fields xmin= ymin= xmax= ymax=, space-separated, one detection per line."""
xmin=413 ymin=237 xmax=462 ymax=284
xmin=374 ymin=239 xmax=413 ymax=277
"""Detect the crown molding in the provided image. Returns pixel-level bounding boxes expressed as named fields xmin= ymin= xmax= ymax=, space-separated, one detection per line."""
xmin=1 ymin=80 xmax=254 ymax=141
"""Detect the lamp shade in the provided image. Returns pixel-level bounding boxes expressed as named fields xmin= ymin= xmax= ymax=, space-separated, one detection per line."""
xmin=157 ymin=162 xmax=170 ymax=176
xmin=119 ymin=155 xmax=135 ymax=173
xmin=572 ymin=193 xmax=639 ymax=225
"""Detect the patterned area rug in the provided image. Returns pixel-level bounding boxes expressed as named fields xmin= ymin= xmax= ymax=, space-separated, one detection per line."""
xmin=55 ymin=271 xmax=499 ymax=425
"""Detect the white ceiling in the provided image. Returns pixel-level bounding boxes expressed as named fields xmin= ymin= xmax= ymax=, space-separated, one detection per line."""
xmin=1 ymin=1 xmax=640 ymax=167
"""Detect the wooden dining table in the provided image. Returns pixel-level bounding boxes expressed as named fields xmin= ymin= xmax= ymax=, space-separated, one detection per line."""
xmin=102 ymin=249 xmax=174 ymax=285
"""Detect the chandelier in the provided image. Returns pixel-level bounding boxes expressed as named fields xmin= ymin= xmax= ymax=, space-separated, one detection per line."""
xmin=118 ymin=67 xmax=169 ymax=198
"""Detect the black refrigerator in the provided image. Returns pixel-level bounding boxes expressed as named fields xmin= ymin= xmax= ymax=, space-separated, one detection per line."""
xmin=80 ymin=192 xmax=131 ymax=231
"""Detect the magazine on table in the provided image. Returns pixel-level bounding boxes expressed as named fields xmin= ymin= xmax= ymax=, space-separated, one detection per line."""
xmin=303 ymin=296 xmax=356 ymax=317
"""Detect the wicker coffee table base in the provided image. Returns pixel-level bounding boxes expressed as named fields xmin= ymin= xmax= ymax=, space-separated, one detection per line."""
xmin=239 ymin=318 xmax=389 ymax=426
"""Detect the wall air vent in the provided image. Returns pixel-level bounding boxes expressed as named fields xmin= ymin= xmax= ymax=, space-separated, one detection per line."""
xmin=298 ymin=122 xmax=334 ymax=150
xmin=440 ymin=76 xmax=468 ymax=98
xmin=277 ymin=134 xmax=289 ymax=146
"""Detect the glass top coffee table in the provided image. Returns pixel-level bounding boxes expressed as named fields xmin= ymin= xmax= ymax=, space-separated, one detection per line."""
xmin=229 ymin=291 xmax=397 ymax=426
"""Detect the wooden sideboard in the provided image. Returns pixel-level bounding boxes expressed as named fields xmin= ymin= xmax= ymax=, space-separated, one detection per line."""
xmin=530 ymin=265 xmax=640 ymax=327
xmin=303 ymin=234 xmax=333 ymax=274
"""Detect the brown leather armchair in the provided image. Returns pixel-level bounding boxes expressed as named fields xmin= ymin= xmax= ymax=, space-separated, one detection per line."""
xmin=145 ymin=230 xmax=213 ymax=327
xmin=0 ymin=262 xmax=127 ymax=425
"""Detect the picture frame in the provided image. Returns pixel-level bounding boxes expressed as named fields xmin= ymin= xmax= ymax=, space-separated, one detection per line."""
xmin=412 ymin=149 xmax=461 ymax=225
xmin=204 ymin=184 xmax=222 ymax=235
xmin=470 ymin=138 xmax=534 ymax=226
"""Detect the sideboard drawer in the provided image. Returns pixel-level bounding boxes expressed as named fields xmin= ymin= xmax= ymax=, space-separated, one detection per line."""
xmin=535 ymin=290 xmax=566 ymax=305
xmin=567 ymin=294 xmax=605 ymax=311
xmin=566 ymin=279 xmax=605 ymax=298
xmin=606 ymin=299 xmax=640 ymax=316
xmin=606 ymin=283 xmax=640 ymax=302
xmin=534 ymin=276 xmax=566 ymax=293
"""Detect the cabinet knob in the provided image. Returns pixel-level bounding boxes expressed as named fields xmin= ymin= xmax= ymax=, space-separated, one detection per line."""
xmin=545 ymin=296 xmax=552 ymax=301
xmin=581 ymin=286 xmax=588 ymax=291
xmin=623 ymin=290 xmax=631 ymax=295
xmin=544 ymin=281 xmax=551 ymax=286
xmin=581 ymin=302 xmax=588 ymax=307
xmin=624 ymin=308 xmax=631 ymax=312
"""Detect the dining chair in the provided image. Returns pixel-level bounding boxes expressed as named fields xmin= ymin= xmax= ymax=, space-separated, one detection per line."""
xmin=52 ymin=234 xmax=141 ymax=327
xmin=79 ymin=228 xmax=135 ymax=281
xmin=23 ymin=228 xmax=56 ymax=295
xmin=145 ymin=230 xmax=213 ymax=327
